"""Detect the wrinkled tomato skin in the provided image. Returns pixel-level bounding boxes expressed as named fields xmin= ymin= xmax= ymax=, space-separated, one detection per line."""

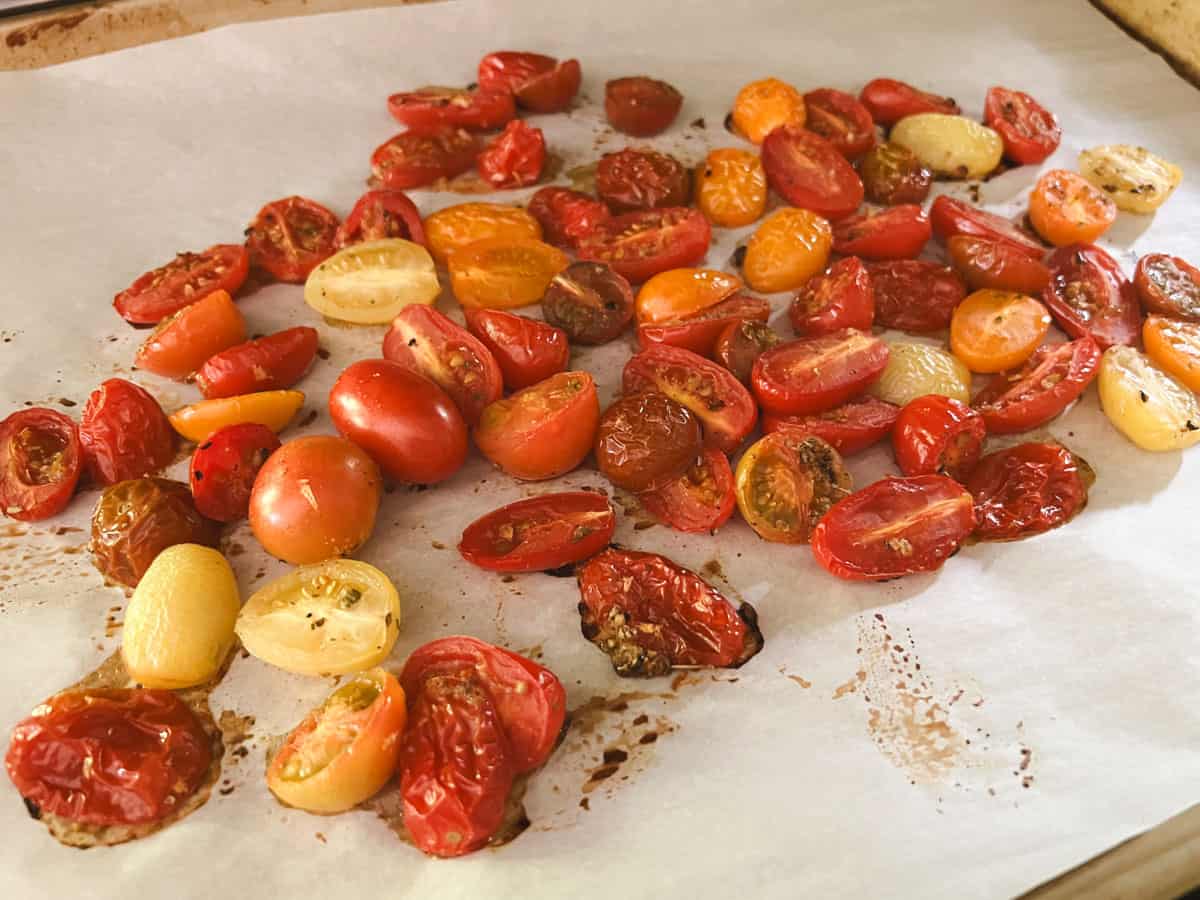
xmin=458 ymin=492 xmax=616 ymax=573
xmin=576 ymin=208 xmax=711 ymax=285
xmin=1043 ymin=244 xmax=1140 ymax=350
xmin=189 ymin=423 xmax=281 ymax=523
xmin=833 ymin=205 xmax=931 ymax=260
xmin=637 ymin=294 xmax=772 ymax=358
xmin=477 ymin=51 xmax=580 ymax=112
xmin=892 ymin=395 xmax=986 ymax=481
xmin=762 ymin=396 xmax=900 ymax=455
xmin=370 ymin=130 xmax=480 ymax=191
xmin=596 ymin=148 xmax=690 ymax=213
xmin=595 ymin=391 xmax=703 ymax=493
xmin=930 ymin=196 xmax=1045 ymax=260
xmin=386 ymin=87 xmax=515 ymax=135
xmin=80 ymin=379 xmax=176 ymax=487
xmin=605 ymin=77 xmax=684 ymax=136
xmin=0 ymin=408 xmax=82 ymax=522
xmin=967 ymin=442 xmax=1089 ymax=541
xmin=1133 ymin=253 xmax=1200 ymax=322
xmin=947 ymin=235 xmax=1051 ymax=294
xmin=734 ymin=432 xmax=852 ymax=544
xmin=195 ymin=327 xmax=320 ymax=400
xmin=859 ymin=78 xmax=960 ymax=125
xmin=868 ymin=260 xmax=967 ymax=333
xmin=335 ymin=190 xmax=426 ymax=249
xmin=714 ymin=319 xmax=781 ymax=383
xmin=752 ymin=330 xmax=890 ymax=416
xmin=639 ymin=448 xmax=735 ymax=534
xmin=972 ymin=337 xmax=1101 ymax=434
xmin=244 ymin=196 xmax=340 ymax=284
xmin=541 ymin=261 xmax=635 ymax=344
xmin=478 ymin=50 xmax=557 ymax=94
xmin=984 ymin=86 xmax=1061 ymax=166
xmin=860 ymin=142 xmax=933 ymax=206
xmin=527 ymin=188 xmax=612 ymax=249
xmin=760 ymin=124 xmax=865 ymax=220
xmin=803 ymin=88 xmax=876 ymax=157
xmin=113 ymin=244 xmax=249 ymax=326
xmin=5 ymin=689 xmax=212 ymax=827
xmin=465 ymin=308 xmax=569 ymax=391
xmin=789 ymin=257 xmax=875 ymax=336
xmin=477 ymin=120 xmax=546 ymax=189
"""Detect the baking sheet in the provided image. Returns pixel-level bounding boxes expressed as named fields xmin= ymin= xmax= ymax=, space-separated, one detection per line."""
xmin=1 ymin=0 xmax=1199 ymax=897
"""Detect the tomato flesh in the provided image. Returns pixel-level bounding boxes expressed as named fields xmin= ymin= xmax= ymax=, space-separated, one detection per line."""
xmin=459 ymin=492 xmax=616 ymax=573
xmin=972 ymin=337 xmax=1101 ymax=434
xmin=947 ymin=235 xmax=1050 ymax=294
xmin=605 ymin=76 xmax=683 ymax=136
xmin=477 ymin=120 xmax=546 ymax=189
xmin=803 ymin=88 xmax=876 ymax=157
xmin=244 ymin=196 xmax=339 ymax=283
xmin=387 ymin=86 xmax=515 ymax=135
xmin=752 ymin=330 xmax=890 ymax=416
xmin=1043 ymin=244 xmax=1140 ymax=349
xmin=596 ymin=148 xmax=690 ymax=213
xmin=984 ymin=86 xmax=1061 ymax=166
xmin=859 ymin=78 xmax=960 ymax=125
xmin=860 ymin=142 xmax=933 ymax=206
xmin=789 ymin=257 xmax=875 ymax=336
xmin=0 ymin=408 xmax=82 ymax=521
xmin=335 ymin=189 xmax=426 ymax=249
xmin=637 ymin=293 xmax=772 ymax=358
xmin=714 ymin=319 xmax=781 ymax=383
xmin=113 ymin=244 xmax=249 ymax=326
xmin=370 ymin=130 xmax=480 ymax=190
xmin=832 ymin=205 xmax=931 ymax=260
xmin=761 ymin=124 xmax=864 ymax=220
xmin=892 ymin=395 xmax=986 ymax=480
xmin=967 ymin=442 xmax=1089 ymax=541
xmin=734 ymin=432 xmax=852 ymax=544
xmin=134 ymin=289 xmax=246 ymax=381
xmin=576 ymin=207 xmax=711 ymax=284
xmin=527 ymin=187 xmax=612 ymax=249
xmin=541 ymin=261 xmax=635 ymax=344
xmin=639 ymin=448 xmax=735 ymax=534
xmin=762 ymin=396 xmax=899 ymax=455
xmin=868 ymin=260 xmax=966 ymax=333
xmin=596 ymin=391 xmax=703 ymax=492
xmin=1134 ymin=253 xmax=1200 ymax=322
xmin=930 ymin=196 xmax=1045 ymax=259
xmin=465 ymin=308 xmax=568 ymax=391
xmin=80 ymin=378 xmax=175 ymax=486
xmin=189 ymin=423 xmax=280 ymax=523
xmin=477 ymin=52 xmax=580 ymax=112
xmin=196 ymin=326 xmax=319 ymax=400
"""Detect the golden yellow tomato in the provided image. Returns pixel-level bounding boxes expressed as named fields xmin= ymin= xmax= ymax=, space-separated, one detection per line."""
xmin=742 ymin=208 xmax=832 ymax=293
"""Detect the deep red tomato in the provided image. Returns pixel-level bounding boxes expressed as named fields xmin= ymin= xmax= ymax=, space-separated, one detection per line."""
xmin=803 ymin=88 xmax=876 ymax=157
xmin=527 ymin=188 xmax=612 ymax=249
xmin=5 ymin=689 xmax=212 ymax=827
xmin=639 ymin=448 xmax=735 ymax=534
xmin=637 ymin=293 xmax=772 ymax=358
xmin=477 ymin=51 xmax=581 ymax=112
xmin=576 ymin=207 xmax=711 ymax=284
xmin=0 ymin=408 xmax=82 ymax=521
xmin=972 ymin=337 xmax=1101 ymax=434
xmin=1043 ymin=244 xmax=1140 ymax=349
xmin=195 ymin=326 xmax=320 ymax=400
xmin=859 ymin=77 xmax=960 ymax=125
xmin=386 ymin=86 xmax=515 ymax=135
xmin=752 ymin=330 xmax=890 ymax=416
xmin=1133 ymin=253 xmax=1200 ymax=322
xmin=334 ymin=189 xmax=426 ymax=249
xmin=80 ymin=379 xmax=175 ymax=487
xmin=595 ymin=391 xmax=703 ymax=492
xmin=458 ymin=492 xmax=616 ymax=573
xmin=604 ymin=76 xmax=684 ymax=136
xmin=382 ymin=306 xmax=503 ymax=427
xmin=893 ymin=395 xmax=986 ymax=481
xmin=868 ymin=260 xmax=967 ymax=333
xmin=832 ymin=205 xmax=931 ymax=260
xmin=789 ymin=257 xmax=875 ymax=336
xmin=370 ymin=130 xmax=480 ymax=190
xmin=133 ymin=289 xmax=246 ymax=381
xmin=760 ymin=125 xmax=865 ymax=220
xmin=541 ymin=261 xmax=635 ymax=343
xmin=983 ymin=87 xmax=1061 ymax=166
xmin=464 ymin=308 xmax=569 ymax=390
xmin=946 ymin=235 xmax=1051 ymax=294
xmin=577 ymin=548 xmax=763 ymax=676
xmin=860 ymin=142 xmax=933 ymax=206
xmin=714 ymin=319 xmax=781 ymax=383
xmin=189 ymin=423 xmax=280 ymax=523
xmin=967 ymin=442 xmax=1089 ymax=541
xmin=477 ymin=120 xmax=546 ymax=189
xmin=596 ymin=148 xmax=690 ymax=213
xmin=930 ymin=196 xmax=1045 ymax=260
xmin=762 ymin=396 xmax=900 ymax=455
xmin=244 ymin=196 xmax=339 ymax=283
xmin=623 ymin=344 xmax=758 ymax=453
xmin=811 ymin=475 xmax=976 ymax=580
xmin=113 ymin=244 xmax=249 ymax=325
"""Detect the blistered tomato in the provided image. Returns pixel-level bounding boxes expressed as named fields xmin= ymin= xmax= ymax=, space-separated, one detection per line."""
xmin=742 ymin=208 xmax=832 ymax=294
xmin=731 ymin=77 xmax=805 ymax=144
xmin=694 ymin=148 xmax=767 ymax=228
xmin=635 ymin=268 xmax=742 ymax=325
xmin=949 ymin=290 xmax=1051 ymax=373
xmin=1098 ymin=345 xmax=1200 ymax=451
xmin=423 ymin=203 xmax=542 ymax=267
xmin=449 ymin=238 xmax=569 ymax=310
xmin=1028 ymin=170 xmax=1117 ymax=247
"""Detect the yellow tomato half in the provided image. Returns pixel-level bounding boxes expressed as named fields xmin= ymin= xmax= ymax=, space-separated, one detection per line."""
xmin=169 ymin=390 xmax=304 ymax=443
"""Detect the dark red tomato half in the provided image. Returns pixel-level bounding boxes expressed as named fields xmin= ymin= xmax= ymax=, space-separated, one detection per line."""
xmin=0 ymin=408 xmax=82 ymax=521
xmin=967 ymin=442 xmax=1089 ymax=541
xmin=868 ymin=260 xmax=966 ymax=333
xmin=370 ymin=130 xmax=480 ymax=190
xmin=972 ymin=337 xmax=1101 ymax=434
xmin=762 ymin=396 xmax=900 ymax=455
xmin=576 ymin=207 xmax=711 ymax=284
xmin=113 ymin=244 xmax=249 ymax=326
xmin=983 ymin=87 xmax=1061 ymax=166
xmin=477 ymin=51 xmax=580 ymax=112
xmin=752 ymin=330 xmax=890 ymax=416
xmin=636 ymin=293 xmax=772 ymax=358
xmin=465 ymin=308 xmax=569 ymax=391
xmin=761 ymin=124 xmax=865 ymax=220
xmin=714 ymin=319 xmax=781 ymax=383
xmin=386 ymin=86 xmax=515 ymax=135
xmin=189 ymin=423 xmax=280 ymax=523
xmin=80 ymin=379 xmax=175 ymax=487
xmin=527 ymin=187 xmax=612 ymax=249
xmin=639 ymin=448 xmax=735 ymax=535
xmin=458 ymin=491 xmax=615 ymax=573
xmin=334 ymin=190 xmax=426 ymax=249
xmin=858 ymin=77 xmax=960 ymax=126
xmin=1133 ymin=253 xmax=1200 ymax=322
xmin=947 ymin=235 xmax=1051 ymax=295
xmin=476 ymin=120 xmax=546 ymax=189
xmin=1043 ymin=244 xmax=1140 ymax=349
xmin=244 ymin=196 xmax=339 ymax=283
xmin=803 ymin=88 xmax=876 ymax=157
xmin=195 ymin=326 xmax=320 ymax=400
xmin=832 ymin=204 xmax=931 ymax=260
xmin=596 ymin=148 xmax=691 ymax=213
xmin=605 ymin=76 xmax=684 ymax=137
xmin=930 ymin=196 xmax=1045 ymax=260
xmin=541 ymin=261 xmax=634 ymax=344
xmin=789 ymin=257 xmax=875 ymax=336
xmin=892 ymin=395 xmax=986 ymax=481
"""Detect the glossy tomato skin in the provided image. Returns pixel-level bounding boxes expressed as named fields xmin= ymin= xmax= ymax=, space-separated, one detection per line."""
xmin=80 ymin=379 xmax=175 ymax=487
xmin=947 ymin=235 xmax=1051 ymax=294
xmin=714 ymin=319 xmax=781 ymax=383
xmin=596 ymin=148 xmax=690 ymax=213
xmin=860 ymin=142 xmax=933 ymax=206
xmin=195 ymin=327 xmax=320 ymax=400
xmin=477 ymin=120 xmax=546 ymax=188
xmin=634 ymin=268 xmax=742 ymax=326
xmin=189 ymin=423 xmax=280 ymax=523
xmin=930 ymin=196 xmax=1045 ymax=259
xmin=386 ymin=86 xmax=515 ymax=135
xmin=577 ymin=208 xmax=711 ymax=284
xmin=605 ymin=77 xmax=683 ymax=136
xmin=639 ymin=448 xmax=735 ymax=534
xmin=983 ymin=87 xmax=1061 ymax=166
xmin=465 ymin=308 xmax=569 ymax=390
xmin=972 ymin=337 xmax=1101 ymax=434
xmin=734 ymin=432 xmax=852 ymax=544
xmin=638 ymin=294 xmax=773 ymax=358
xmin=370 ymin=130 xmax=480 ymax=190
xmin=833 ymin=205 xmax=931 ymax=260
xmin=5 ymin=689 xmax=212 ymax=827
xmin=113 ymin=244 xmax=249 ymax=326
xmin=458 ymin=492 xmax=616 ymax=573
xmin=859 ymin=78 xmax=960 ymax=125
xmin=478 ymin=51 xmax=580 ymax=112
xmin=803 ymin=88 xmax=876 ymax=157
xmin=541 ymin=261 xmax=635 ymax=344
xmin=868 ymin=260 xmax=967 ymax=333
xmin=967 ymin=442 xmax=1089 ymax=541
xmin=762 ymin=396 xmax=900 ymax=455
xmin=134 ymin=289 xmax=246 ymax=380
xmin=527 ymin=188 xmax=611 ymax=249
xmin=595 ymin=391 xmax=703 ymax=492
xmin=761 ymin=125 xmax=865 ymax=220
xmin=789 ymin=257 xmax=875 ymax=336
xmin=752 ymin=330 xmax=890 ymax=416
xmin=1134 ymin=253 xmax=1200 ymax=322
xmin=1043 ymin=244 xmax=1140 ymax=349
xmin=893 ymin=395 xmax=986 ymax=481
xmin=335 ymin=189 xmax=426 ymax=249
xmin=0 ymin=408 xmax=82 ymax=521
xmin=244 ymin=196 xmax=339 ymax=283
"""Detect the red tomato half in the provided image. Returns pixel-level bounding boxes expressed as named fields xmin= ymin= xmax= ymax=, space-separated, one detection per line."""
xmin=714 ymin=318 xmax=781 ymax=383
xmin=527 ymin=187 xmax=612 ymax=249
xmin=639 ymin=448 xmax=735 ymax=534
xmin=1134 ymin=253 xmax=1200 ymax=322
xmin=195 ymin=327 xmax=320 ymax=400
xmin=476 ymin=120 xmax=546 ymax=189
xmin=762 ymin=396 xmax=899 ymax=455
xmin=370 ymin=130 xmax=480 ymax=190
xmin=1043 ymin=244 xmax=1140 ymax=349
xmin=803 ymin=88 xmax=876 ymax=157
xmin=947 ymin=235 xmax=1051 ymax=295
xmin=477 ymin=51 xmax=580 ymax=112
xmin=811 ymin=475 xmax=976 ymax=581
xmin=892 ymin=395 xmax=985 ymax=481
xmin=189 ymin=423 xmax=280 ymax=523
xmin=972 ymin=337 xmax=1101 ymax=434
xmin=0 ymin=408 xmax=82 ymax=521
xmin=983 ymin=87 xmax=1061 ymax=166
xmin=859 ymin=78 xmax=960 ymax=125
xmin=868 ymin=260 xmax=966 ymax=333
xmin=967 ymin=442 xmax=1089 ymax=541
xmin=576 ymin=207 xmax=711 ymax=284
xmin=458 ymin=491 xmax=615 ymax=573
xmin=752 ymin=330 xmax=890 ymax=416
xmin=637 ymin=293 xmax=772 ymax=358
xmin=761 ymin=125 xmax=865 ymax=220
xmin=930 ymin=196 xmax=1045 ymax=260
xmin=605 ymin=76 xmax=684 ymax=136
xmin=80 ymin=379 xmax=175 ymax=487
xmin=789 ymin=257 xmax=875 ymax=336
xmin=387 ymin=87 xmax=515 ymax=135
xmin=244 ymin=196 xmax=339 ymax=283
xmin=465 ymin=308 xmax=569 ymax=390
xmin=596 ymin=148 xmax=691 ymax=213
xmin=113 ymin=244 xmax=249 ymax=326
xmin=832 ymin=205 xmax=931 ymax=260
xmin=334 ymin=190 xmax=426 ymax=249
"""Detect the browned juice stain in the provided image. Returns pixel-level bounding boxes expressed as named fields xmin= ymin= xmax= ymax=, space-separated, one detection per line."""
xmin=0 ymin=524 xmax=91 ymax=599
xmin=832 ymin=670 xmax=865 ymax=699
xmin=787 ymin=675 xmax=812 ymax=689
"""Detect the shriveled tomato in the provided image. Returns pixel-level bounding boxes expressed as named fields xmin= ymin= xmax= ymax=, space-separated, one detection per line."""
xmin=527 ymin=187 xmax=611 ymax=249
xmin=803 ymin=88 xmax=876 ymax=157
xmin=458 ymin=492 xmax=616 ymax=573
xmin=477 ymin=120 xmax=546 ymax=189
xmin=605 ymin=76 xmax=683 ymax=136
xmin=474 ymin=371 xmax=599 ymax=480
xmin=168 ymin=391 xmax=303 ymax=444
xmin=731 ymin=78 xmax=806 ymax=145
xmin=859 ymin=78 xmax=960 ymax=125
xmin=640 ymin=448 xmax=735 ymax=534
xmin=134 ymin=290 xmax=245 ymax=380
xmin=752 ymin=330 xmax=890 ymax=416
xmin=576 ymin=207 xmax=711 ymax=284
xmin=387 ymin=86 xmax=515 ymax=135
xmin=449 ymin=237 xmax=569 ymax=310
xmin=892 ymin=395 xmax=985 ymax=481
xmin=950 ymin=289 xmax=1051 ymax=373
xmin=477 ymin=51 xmax=581 ymax=112
xmin=189 ymin=423 xmax=280 ymax=523
xmin=788 ymin=256 xmax=875 ymax=336
xmin=541 ymin=261 xmax=635 ymax=344
xmin=983 ymin=86 xmax=1061 ymax=166
xmin=968 ymin=442 xmax=1088 ymax=541
xmin=113 ymin=244 xmax=249 ymax=326
xmin=1044 ymin=244 xmax=1140 ymax=349
xmin=595 ymin=391 xmax=703 ymax=492
xmin=464 ymin=308 xmax=568 ymax=391
xmin=694 ymin=148 xmax=768 ymax=228
xmin=424 ymin=202 xmax=542 ymax=267
xmin=335 ymin=189 xmax=426 ymax=249
xmin=370 ymin=130 xmax=480 ymax=191
xmin=1144 ymin=315 xmax=1200 ymax=392
xmin=0 ymin=408 xmax=82 ymax=521
xmin=742 ymin=207 xmax=833 ymax=293
xmin=80 ymin=379 xmax=175 ymax=486
xmin=1134 ymin=253 xmax=1200 ymax=322
xmin=714 ymin=319 xmax=781 ymax=382
xmin=635 ymin=268 xmax=742 ymax=325
xmin=196 ymin=327 xmax=319 ymax=400
xmin=244 ymin=196 xmax=339 ymax=283
xmin=762 ymin=396 xmax=899 ymax=455
xmin=577 ymin=549 xmax=763 ymax=676
xmin=860 ymin=142 xmax=933 ymax=206
xmin=832 ymin=204 xmax=931 ymax=260
xmin=596 ymin=148 xmax=690 ymax=213
xmin=812 ymin=475 xmax=975 ymax=580
xmin=1029 ymin=169 xmax=1117 ymax=247
xmin=735 ymin=432 xmax=851 ymax=544
xmin=972 ymin=337 xmax=1101 ymax=434
xmin=930 ymin=196 xmax=1045 ymax=259
xmin=947 ymin=235 xmax=1051 ymax=294
xmin=761 ymin=125 xmax=864 ymax=220
xmin=623 ymin=345 xmax=758 ymax=453
xmin=868 ymin=260 xmax=966 ymax=333
xmin=637 ymin=293 xmax=772 ymax=357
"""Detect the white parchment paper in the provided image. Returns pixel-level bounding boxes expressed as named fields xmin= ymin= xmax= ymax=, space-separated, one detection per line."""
xmin=2 ymin=1 xmax=1199 ymax=897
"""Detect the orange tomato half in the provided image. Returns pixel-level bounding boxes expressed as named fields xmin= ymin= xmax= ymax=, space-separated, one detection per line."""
xmin=423 ymin=202 xmax=542 ymax=267
xmin=169 ymin=390 xmax=305 ymax=442
xmin=1144 ymin=315 xmax=1200 ymax=391
xmin=695 ymin=148 xmax=768 ymax=228
xmin=742 ymin=208 xmax=832 ymax=293
xmin=449 ymin=238 xmax=570 ymax=309
xmin=635 ymin=268 xmax=743 ymax=325
xmin=732 ymin=78 xmax=806 ymax=144
xmin=1028 ymin=169 xmax=1117 ymax=247
xmin=134 ymin=290 xmax=246 ymax=380
xmin=949 ymin=290 xmax=1051 ymax=373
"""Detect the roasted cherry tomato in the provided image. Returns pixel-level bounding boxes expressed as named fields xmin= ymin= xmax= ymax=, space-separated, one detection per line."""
xmin=742 ymin=207 xmax=833 ymax=293
xmin=950 ymin=289 xmax=1051 ymax=373
xmin=134 ymin=290 xmax=245 ymax=380
xmin=635 ymin=268 xmax=742 ymax=325
xmin=1134 ymin=253 xmax=1200 ymax=322
xmin=1144 ymin=315 xmax=1200 ymax=392
xmin=1100 ymin=345 xmax=1200 ymax=452
xmin=168 ymin=390 xmax=304 ymax=444
xmin=474 ymin=371 xmax=599 ymax=480
xmin=868 ymin=260 xmax=966 ymax=333
xmin=968 ymin=442 xmax=1088 ymax=541
xmin=0 ymin=408 xmax=82 ymax=521
xmin=731 ymin=77 xmax=806 ymax=145
xmin=196 ymin=327 xmax=320 ymax=400
xmin=596 ymin=148 xmax=690 ymax=213
xmin=930 ymin=196 xmax=1044 ymax=259
xmin=527 ymin=187 xmax=611 ymax=249
xmin=859 ymin=77 xmax=960 ymax=125
xmin=946 ymin=235 xmax=1051 ymax=295
xmin=761 ymin=125 xmax=864 ymax=220
xmin=604 ymin=76 xmax=683 ymax=136
xmin=113 ymin=244 xmax=249 ymax=326
xmin=189 ymin=423 xmax=280 ymax=523
xmin=1044 ymin=244 xmax=1140 ymax=350
xmin=694 ymin=148 xmax=768 ymax=228
xmin=637 ymin=294 xmax=772 ymax=358
xmin=91 ymin=477 xmax=220 ymax=588
xmin=972 ymin=337 xmax=1101 ymax=434
xmin=576 ymin=207 xmax=712 ymax=285
xmin=788 ymin=256 xmax=875 ymax=336
xmin=762 ymin=396 xmax=899 ymax=455
xmin=860 ymin=142 xmax=933 ymax=206
xmin=890 ymin=114 xmax=1003 ymax=180
xmin=893 ymin=395 xmax=985 ymax=480
xmin=335 ymin=189 xmax=426 ymax=249
xmin=983 ymin=86 xmax=1061 ymax=166
xmin=1079 ymin=144 xmax=1182 ymax=215
xmin=872 ymin=340 xmax=971 ymax=407
xmin=5 ymin=689 xmax=212 ymax=827
xmin=714 ymin=319 xmax=781 ymax=383
xmin=595 ymin=391 xmax=703 ymax=492
xmin=1029 ymin=169 xmax=1117 ymax=247
xmin=449 ymin=237 xmax=570 ymax=310
xmin=304 ymin=238 xmax=440 ymax=325
xmin=244 ymin=196 xmax=339 ymax=284
xmin=752 ymin=330 xmax=890 ymax=416
xmin=812 ymin=474 xmax=976 ymax=580
xmin=735 ymin=432 xmax=851 ymax=544
xmin=832 ymin=204 xmax=931 ymax=260
xmin=477 ymin=51 xmax=581 ymax=112
xmin=803 ymin=88 xmax=876 ymax=157
xmin=387 ymin=86 xmax=515 ymax=135
xmin=424 ymin=202 xmax=542 ymax=267
xmin=623 ymin=345 xmax=758 ymax=453
xmin=80 ymin=379 xmax=175 ymax=487
xmin=370 ymin=129 xmax=480 ymax=191
xmin=639 ymin=448 xmax=735 ymax=534
xmin=541 ymin=261 xmax=635 ymax=344
xmin=459 ymin=492 xmax=616 ymax=573
xmin=464 ymin=308 xmax=568 ymax=391
xmin=477 ymin=120 xmax=546 ymax=189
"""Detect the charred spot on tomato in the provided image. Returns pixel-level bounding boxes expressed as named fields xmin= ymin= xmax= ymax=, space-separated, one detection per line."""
xmin=585 ymin=604 xmax=674 ymax=678
xmin=733 ymin=601 xmax=765 ymax=667
xmin=731 ymin=246 xmax=748 ymax=268
xmin=723 ymin=112 xmax=736 ymax=133
xmin=543 ymin=562 xmax=578 ymax=578
xmin=22 ymin=797 xmax=41 ymax=820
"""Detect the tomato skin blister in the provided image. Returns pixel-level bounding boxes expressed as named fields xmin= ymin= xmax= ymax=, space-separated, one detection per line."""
xmin=967 ymin=443 xmax=1089 ymax=541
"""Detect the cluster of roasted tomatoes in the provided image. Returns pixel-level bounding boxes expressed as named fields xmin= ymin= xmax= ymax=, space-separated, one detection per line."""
xmin=4 ymin=49 xmax=1198 ymax=857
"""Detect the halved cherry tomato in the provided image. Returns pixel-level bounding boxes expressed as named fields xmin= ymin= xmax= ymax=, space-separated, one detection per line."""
xmin=169 ymin=390 xmax=303 ymax=444
xmin=788 ymin=257 xmax=875 ymax=336
xmin=947 ymin=235 xmax=1051 ymax=295
xmin=892 ymin=395 xmax=985 ymax=480
xmin=81 ymin=379 xmax=175 ymax=486
xmin=189 ymin=423 xmax=280 ymax=523
xmin=1029 ymin=169 xmax=1117 ymax=247
xmin=637 ymin=293 xmax=772 ymax=357
xmin=474 ymin=371 xmax=599 ymax=480
xmin=930 ymin=196 xmax=1045 ymax=259
xmin=576 ymin=207 xmax=712 ymax=284
xmin=694 ymin=148 xmax=768 ymax=228
xmin=244 ymin=196 xmax=339 ymax=284
xmin=639 ymin=448 xmax=735 ymax=534
xmin=859 ymin=78 xmax=960 ymax=125
xmin=734 ymin=432 xmax=851 ymax=544
xmin=752 ymin=330 xmax=890 ymax=416
xmin=950 ymin=289 xmax=1051 ymax=373
xmin=860 ymin=142 xmax=933 ymax=206
xmin=714 ymin=319 xmax=780 ymax=383
xmin=370 ymin=130 xmax=480 ymax=190
xmin=541 ymin=261 xmax=635 ymax=344
xmin=972 ymin=337 xmax=1101 ymax=434
xmin=335 ymin=189 xmax=425 ymax=249
xmin=477 ymin=120 xmax=546 ymax=189
xmin=196 ymin=327 xmax=319 ymax=400
xmin=762 ymin=396 xmax=899 ymax=455
xmin=304 ymin=239 xmax=440 ymax=325
xmin=623 ymin=345 xmax=758 ymax=452
xmin=761 ymin=125 xmax=864 ymax=220
xmin=387 ymin=86 xmax=515 ymax=135
xmin=731 ymin=78 xmax=806 ymax=145
xmin=967 ymin=442 xmax=1089 ymax=541
xmin=742 ymin=207 xmax=833 ymax=293
xmin=596 ymin=148 xmax=690 ymax=213
xmin=1144 ymin=315 xmax=1200 ymax=391
xmin=134 ymin=290 xmax=245 ymax=380
xmin=832 ymin=204 xmax=931 ymax=260
xmin=604 ymin=76 xmax=683 ymax=136
xmin=803 ymin=88 xmax=876 ymax=157
xmin=1044 ymin=244 xmax=1140 ymax=349
xmin=577 ymin=548 xmax=763 ymax=676
xmin=1098 ymin=345 xmax=1200 ymax=452
xmin=0 ymin=408 xmax=82 ymax=521
xmin=869 ymin=260 xmax=966 ymax=333
xmin=983 ymin=86 xmax=1061 ymax=166
xmin=113 ymin=244 xmax=249 ymax=326
xmin=872 ymin=340 xmax=972 ymax=407
xmin=449 ymin=237 xmax=570 ymax=310
xmin=477 ymin=51 xmax=580 ymax=112
xmin=424 ymin=202 xmax=542 ymax=267
xmin=527 ymin=188 xmax=611 ymax=249
xmin=1134 ymin=253 xmax=1200 ymax=322
xmin=595 ymin=391 xmax=703 ymax=492
xmin=465 ymin=308 xmax=568 ymax=391
xmin=458 ymin=492 xmax=616 ymax=573
xmin=635 ymin=268 xmax=742 ymax=325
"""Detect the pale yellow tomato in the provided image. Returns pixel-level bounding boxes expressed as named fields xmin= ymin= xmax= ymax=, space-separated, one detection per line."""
xmin=304 ymin=239 xmax=440 ymax=325
xmin=1098 ymin=345 xmax=1200 ymax=451
xmin=890 ymin=114 xmax=1003 ymax=179
xmin=1078 ymin=144 xmax=1182 ymax=214
xmin=870 ymin=341 xmax=972 ymax=407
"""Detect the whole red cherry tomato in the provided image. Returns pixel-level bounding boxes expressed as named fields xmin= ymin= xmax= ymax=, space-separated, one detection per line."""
xmin=0 ymin=408 xmax=83 ymax=521
xmin=762 ymin=396 xmax=900 ymax=455
xmin=195 ymin=327 xmax=320 ymax=400
xmin=577 ymin=207 xmax=712 ymax=284
xmin=930 ymin=196 xmax=1045 ymax=259
xmin=972 ymin=337 xmax=1101 ymax=434
xmin=868 ymin=260 xmax=967 ymax=333
xmin=477 ymin=120 xmax=546 ymax=189
xmin=596 ymin=148 xmax=691 ymax=213
xmin=386 ymin=86 xmax=515 ymax=135
xmin=892 ymin=395 xmax=986 ymax=481
xmin=605 ymin=76 xmax=683 ymax=136
xmin=464 ymin=308 xmax=569 ymax=390
xmin=1134 ymin=253 xmax=1200 ymax=322
xmin=244 ymin=196 xmax=339 ymax=283
xmin=80 ymin=379 xmax=175 ymax=486
xmin=760 ymin=125 xmax=865 ymax=220
xmin=458 ymin=492 xmax=616 ymax=573
xmin=947 ymin=235 xmax=1051 ymax=295
xmin=189 ymin=423 xmax=280 ymax=523
xmin=370 ymin=130 xmax=480 ymax=190
xmin=833 ymin=205 xmax=931 ymax=260
xmin=803 ymin=88 xmax=876 ymax=157
xmin=859 ymin=78 xmax=960 ymax=125
xmin=639 ymin=448 xmax=736 ymax=534
xmin=334 ymin=189 xmax=426 ymax=249
xmin=967 ymin=442 xmax=1090 ymax=541
xmin=595 ymin=391 xmax=703 ymax=492
xmin=113 ymin=244 xmax=249 ymax=326
xmin=983 ymin=87 xmax=1061 ymax=166
xmin=527 ymin=188 xmax=612 ymax=249
xmin=541 ymin=261 xmax=635 ymax=344
xmin=1043 ymin=244 xmax=1141 ymax=349
xmin=752 ymin=330 xmax=890 ymax=416
xmin=637 ymin=294 xmax=772 ymax=358
xmin=789 ymin=257 xmax=875 ymax=336
xmin=477 ymin=51 xmax=581 ymax=112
